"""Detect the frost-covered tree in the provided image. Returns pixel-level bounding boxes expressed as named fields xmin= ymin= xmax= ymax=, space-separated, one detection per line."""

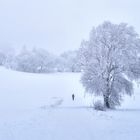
xmin=80 ymin=21 xmax=140 ymax=108
xmin=59 ymin=50 xmax=81 ymax=72
xmin=3 ymin=47 xmax=16 ymax=69
xmin=14 ymin=47 xmax=56 ymax=73
xmin=0 ymin=45 xmax=15 ymax=67
xmin=0 ymin=51 xmax=6 ymax=65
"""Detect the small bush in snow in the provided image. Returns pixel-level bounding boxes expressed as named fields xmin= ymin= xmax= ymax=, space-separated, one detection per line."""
xmin=93 ymin=101 xmax=105 ymax=111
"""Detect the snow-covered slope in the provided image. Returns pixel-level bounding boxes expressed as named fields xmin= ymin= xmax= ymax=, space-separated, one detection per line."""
xmin=0 ymin=67 xmax=140 ymax=140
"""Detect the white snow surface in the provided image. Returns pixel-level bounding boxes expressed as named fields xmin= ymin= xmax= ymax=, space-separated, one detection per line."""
xmin=0 ymin=67 xmax=140 ymax=140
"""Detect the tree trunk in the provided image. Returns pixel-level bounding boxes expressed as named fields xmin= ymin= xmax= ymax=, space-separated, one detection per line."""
xmin=104 ymin=76 xmax=111 ymax=108
xmin=103 ymin=95 xmax=110 ymax=108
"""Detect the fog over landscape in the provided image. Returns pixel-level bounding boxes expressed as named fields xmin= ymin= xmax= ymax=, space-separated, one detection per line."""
xmin=0 ymin=0 xmax=140 ymax=54
xmin=1 ymin=1 xmax=140 ymax=140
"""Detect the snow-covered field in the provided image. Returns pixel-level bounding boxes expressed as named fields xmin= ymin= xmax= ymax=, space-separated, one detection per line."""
xmin=0 ymin=67 xmax=140 ymax=140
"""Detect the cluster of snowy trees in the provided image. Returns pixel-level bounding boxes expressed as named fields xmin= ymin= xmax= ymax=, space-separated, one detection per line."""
xmin=0 ymin=47 xmax=81 ymax=73
xmin=80 ymin=21 xmax=140 ymax=109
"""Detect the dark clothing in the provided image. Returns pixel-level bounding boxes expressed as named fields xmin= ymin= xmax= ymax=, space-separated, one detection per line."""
xmin=72 ymin=94 xmax=75 ymax=101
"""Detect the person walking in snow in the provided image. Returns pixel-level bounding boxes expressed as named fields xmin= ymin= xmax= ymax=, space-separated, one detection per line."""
xmin=72 ymin=94 xmax=75 ymax=101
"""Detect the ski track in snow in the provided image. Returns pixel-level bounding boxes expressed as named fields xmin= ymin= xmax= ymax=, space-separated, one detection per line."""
xmin=0 ymin=67 xmax=140 ymax=140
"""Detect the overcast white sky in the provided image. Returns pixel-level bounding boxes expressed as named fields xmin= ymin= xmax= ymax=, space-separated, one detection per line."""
xmin=0 ymin=0 xmax=140 ymax=54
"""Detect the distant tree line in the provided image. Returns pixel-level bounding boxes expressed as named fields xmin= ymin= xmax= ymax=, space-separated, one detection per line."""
xmin=0 ymin=47 xmax=82 ymax=73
